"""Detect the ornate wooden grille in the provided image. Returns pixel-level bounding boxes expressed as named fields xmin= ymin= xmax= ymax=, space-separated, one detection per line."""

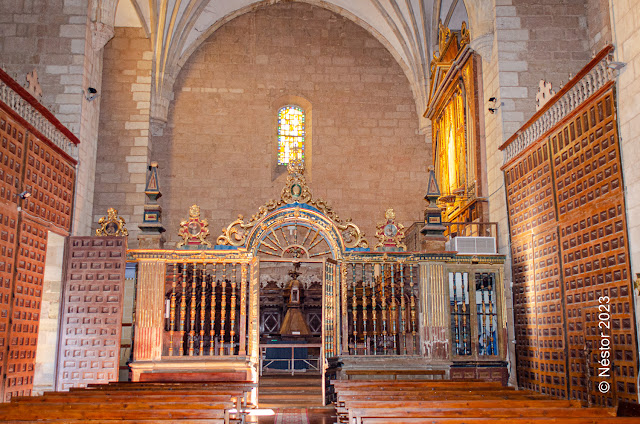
xmin=346 ymin=263 xmax=419 ymax=355
xmin=56 ymin=237 xmax=126 ymax=390
xmin=164 ymin=262 xmax=248 ymax=356
xmin=505 ymin=86 xmax=637 ymax=406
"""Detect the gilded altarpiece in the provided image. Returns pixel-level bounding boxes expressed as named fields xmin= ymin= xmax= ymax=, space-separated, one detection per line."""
xmin=425 ymin=23 xmax=486 ymax=224
xmin=502 ymin=46 xmax=637 ymax=406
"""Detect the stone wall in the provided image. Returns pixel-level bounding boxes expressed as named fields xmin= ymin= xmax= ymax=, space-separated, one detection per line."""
xmin=93 ymin=27 xmax=152 ymax=243
xmin=0 ymin=0 xmax=106 ymax=236
xmin=151 ymin=2 xmax=429 ymax=247
xmin=586 ymin=0 xmax=612 ymax=52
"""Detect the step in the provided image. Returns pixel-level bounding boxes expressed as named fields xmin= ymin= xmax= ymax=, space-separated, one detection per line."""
xmin=259 ymin=387 xmax=322 ymax=395
xmin=259 ymin=393 xmax=320 ymax=400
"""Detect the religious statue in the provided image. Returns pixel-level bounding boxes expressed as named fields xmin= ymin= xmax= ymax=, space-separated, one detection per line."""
xmin=280 ymin=262 xmax=311 ymax=336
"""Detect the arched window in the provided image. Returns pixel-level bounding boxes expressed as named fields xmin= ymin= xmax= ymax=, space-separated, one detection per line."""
xmin=277 ymin=105 xmax=305 ymax=165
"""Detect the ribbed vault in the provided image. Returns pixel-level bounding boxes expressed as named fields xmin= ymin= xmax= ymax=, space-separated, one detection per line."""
xmin=112 ymin=0 xmax=493 ymax=128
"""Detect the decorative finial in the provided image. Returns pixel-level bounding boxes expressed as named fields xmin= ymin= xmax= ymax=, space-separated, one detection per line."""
xmin=25 ymin=69 xmax=43 ymax=100
xmin=536 ymin=79 xmax=555 ymax=112
xmin=138 ymin=161 xmax=165 ymax=248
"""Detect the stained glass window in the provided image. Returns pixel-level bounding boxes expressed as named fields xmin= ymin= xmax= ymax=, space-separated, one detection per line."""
xmin=278 ymin=105 xmax=305 ymax=165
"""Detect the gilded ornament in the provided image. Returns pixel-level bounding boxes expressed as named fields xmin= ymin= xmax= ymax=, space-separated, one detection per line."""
xmin=96 ymin=208 xmax=128 ymax=237
xmin=460 ymin=21 xmax=470 ymax=47
xmin=218 ymin=160 xmax=368 ymax=249
xmin=177 ymin=204 xmax=211 ymax=247
xmin=374 ymin=208 xmax=407 ymax=251
xmin=438 ymin=19 xmax=452 ymax=58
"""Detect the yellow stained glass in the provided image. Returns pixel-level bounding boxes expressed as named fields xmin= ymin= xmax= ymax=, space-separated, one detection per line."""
xmin=278 ymin=106 xmax=305 ymax=165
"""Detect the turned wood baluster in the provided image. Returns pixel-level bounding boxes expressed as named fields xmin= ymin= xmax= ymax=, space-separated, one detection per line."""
xmin=400 ymin=263 xmax=406 ymax=354
xmin=189 ymin=263 xmax=197 ymax=356
xmin=209 ymin=263 xmax=217 ymax=356
xmin=480 ymin=274 xmax=487 ymax=355
xmin=371 ymin=264 xmax=378 ymax=355
xmin=453 ymin=273 xmax=460 ymax=354
xmin=200 ymin=263 xmax=207 ymax=355
xmin=230 ymin=263 xmax=237 ymax=355
xmin=239 ymin=263 xmax=248 ymax=355
xmin=169 ymin=263 xmax=177 ymax=356
xmin=361 ymin=263 xmax=368 ymax=355
xmin=219 ymin=264 xmax=227 ymax=355
xmin=381 ymin=264 xmax=388 ymax=355
xmin=179 ymin=263 xmax=187 ymax=356
xmin=488 ymin=275 xmax=495 ymax=355
xmin=462 ymin=273 xmax=469 ymax=355
xmin=410 ymin=264 xmax=417 ymax=353
xmin=390 ymin=263 xmax=397 ymax=353
xmin=351 ymin=263 xmax=357 ymax=354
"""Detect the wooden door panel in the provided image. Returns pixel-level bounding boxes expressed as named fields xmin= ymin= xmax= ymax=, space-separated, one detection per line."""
xmin=3 ymin=218 xmax=47 ymax=401
xmin=56 ymin=237 xmax=126 ymax=390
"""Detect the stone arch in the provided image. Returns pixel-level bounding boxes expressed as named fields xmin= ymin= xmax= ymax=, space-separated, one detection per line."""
xmin=154 ymin=0 xmax=421 ymax=127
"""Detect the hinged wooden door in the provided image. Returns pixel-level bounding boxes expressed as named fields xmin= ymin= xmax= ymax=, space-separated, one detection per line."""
xmin=55 ymin=237 xmax=126 ymax=390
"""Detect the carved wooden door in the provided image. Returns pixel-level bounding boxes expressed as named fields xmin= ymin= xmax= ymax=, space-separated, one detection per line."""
xmin=55 ymin=237 xmax=126 ymax=390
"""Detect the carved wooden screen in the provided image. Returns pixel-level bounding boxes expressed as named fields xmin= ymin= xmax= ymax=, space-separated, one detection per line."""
xmin=24 ymin=132 xmax=74 ymax=231
xmin=505 ymin=85 xmax=637 ymax=406
xmin=56 ymin=237 xmax=126 ymax=390
xmin=0 ymin=70 xmax=79 ymax=401
xmin=0 ymin=108 xmax=22 ymax=401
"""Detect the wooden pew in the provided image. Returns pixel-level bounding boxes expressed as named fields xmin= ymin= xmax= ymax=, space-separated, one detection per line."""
xmin=332 ymin=378 xmax=632 ymax=424
xmin=3 ymin=381 xmax=256 ymax=424
xmin=344 ymin=369 xmax=446 ymax=380
xmin=0 ymin=400 xmax=234 ymax=422
xmin=360 ymin=418 xmax=640 ymax=424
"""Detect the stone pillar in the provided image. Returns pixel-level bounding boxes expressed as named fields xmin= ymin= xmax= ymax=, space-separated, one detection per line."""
xmin=420 ymin=262 xmax=450 ymax=361
xmin=132 ymin=260 xmax=165 ymax=378
xmin=32 ymin=232 xmax=65 ymax=395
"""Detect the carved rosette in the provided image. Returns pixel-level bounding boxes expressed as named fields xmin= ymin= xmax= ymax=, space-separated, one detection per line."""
xmin=96 ymin=208 xmax=128 ymax=237
xmin=218 ymin=161 xmax=368 ymax=249
xmin=177 ymin=204 xmax=211 ymax=247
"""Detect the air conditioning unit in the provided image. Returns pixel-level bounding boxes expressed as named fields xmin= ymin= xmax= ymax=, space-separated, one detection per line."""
xmin=445 ymin=236 xmax=496 ymax=254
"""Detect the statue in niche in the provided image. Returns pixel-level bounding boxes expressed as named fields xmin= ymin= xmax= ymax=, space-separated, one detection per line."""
xmin=280 ymin=262 xmax=311 ymax=336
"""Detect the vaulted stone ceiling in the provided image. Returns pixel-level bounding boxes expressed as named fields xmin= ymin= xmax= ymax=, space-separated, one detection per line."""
xmin=112 ymin=0 xmax=492 ymax=127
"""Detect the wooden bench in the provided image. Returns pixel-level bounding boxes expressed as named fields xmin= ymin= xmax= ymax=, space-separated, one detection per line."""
xmin=345 ymin=369 xmax=446 ymax=380
xmin=138 ymin=371 xmax=247 ymax=382
xmin=2 ymin=381 xmax=256 ymax=424
xmin=332 ymin=378 xmax=634 ymax=424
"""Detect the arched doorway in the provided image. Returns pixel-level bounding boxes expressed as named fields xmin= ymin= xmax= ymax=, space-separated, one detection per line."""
xmin=216 ymin=161 xmax=367 ymax=403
